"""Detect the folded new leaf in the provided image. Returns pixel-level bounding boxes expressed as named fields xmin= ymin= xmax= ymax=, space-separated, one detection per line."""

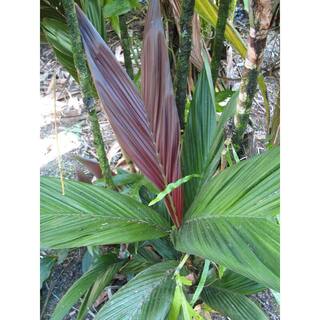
xmin=76 ymin=0 xmax=183 ymax=226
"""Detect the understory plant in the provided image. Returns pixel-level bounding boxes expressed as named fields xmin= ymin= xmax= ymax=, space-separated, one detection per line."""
xmin=40 ymin=1 xmax=280 ymax=319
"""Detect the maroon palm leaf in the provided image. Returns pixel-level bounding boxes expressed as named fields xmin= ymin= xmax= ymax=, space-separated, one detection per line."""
xmin=76 ymin=0 xmax=183 ymax=226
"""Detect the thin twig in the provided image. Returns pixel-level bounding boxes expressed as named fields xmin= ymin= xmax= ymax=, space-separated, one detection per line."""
xmin=51 ymin=71 xmax=65 ymax=195
xmin=174 ymin=253 xmax=190 ymax=277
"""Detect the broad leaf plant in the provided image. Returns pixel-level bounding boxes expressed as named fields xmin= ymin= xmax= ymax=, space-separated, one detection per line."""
xmin=40 ymin=1 xmax=280 ymax=319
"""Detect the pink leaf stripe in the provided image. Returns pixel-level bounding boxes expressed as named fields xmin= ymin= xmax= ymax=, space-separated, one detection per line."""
xmin=76 ymin=2 xmax=183 ymax=226
xmin=141 ymin=0 xmax=182 ymax=226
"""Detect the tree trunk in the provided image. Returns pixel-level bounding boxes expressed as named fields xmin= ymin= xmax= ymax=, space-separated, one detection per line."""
xmin=232 ymin=0 xmax=272 ymax=149
xmin=62 ymin=0 xmax=115 ymax=189
xmin=174 ymin=0 xmax=195 ymax=129
xmin=119 ymin=13 xmax=134 ymax=80
xmin=211 ymin=0 xmax=231 ymax=86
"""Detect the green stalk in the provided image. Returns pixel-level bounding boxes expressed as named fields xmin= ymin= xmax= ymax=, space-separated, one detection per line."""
xmin=232 ymin=0 xmax=272 ymax=151
xmin=270 ymin=90 xmax=280 ymax=146
xmin=211 ymin=0 xmax=231 ymax=86
xmin=190 ymin=259 xmax=210 ymax=306
xmin=119 ymin=13 xmax=134 ymax=80
xmin=174 ymin=0 xmax=195 ymax=129
xmin=228 ymin=0 xmax=237 ymax=22
xmin=174 ymin=253 xmax=190 ymax=277
xmin=62 ymin=0 xmax=115 ymax=189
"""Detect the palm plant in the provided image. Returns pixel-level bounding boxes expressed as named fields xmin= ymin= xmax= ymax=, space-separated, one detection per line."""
xmin=40 ymin=0 xmax=280 ymax=319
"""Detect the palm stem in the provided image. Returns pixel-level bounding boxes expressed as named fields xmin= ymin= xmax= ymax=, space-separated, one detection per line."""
xmin=174 ymin=0 xmax=195 ymax=129
xmin=62 ymin=0 xmax=115 ymax=189
xmin=211 ymin=0 xmax=231 ymax=86
xmin=119 ymin=13 xmax=134 ymax=80
xmin=232 ymin=0 xmax=272 ymax=150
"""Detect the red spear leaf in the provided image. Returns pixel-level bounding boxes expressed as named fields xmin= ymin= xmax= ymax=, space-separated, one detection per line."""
xmin=76 ymin=2 xmax=183 ymax=226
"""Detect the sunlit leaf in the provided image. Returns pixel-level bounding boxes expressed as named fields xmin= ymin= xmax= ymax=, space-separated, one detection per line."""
xmin=41 ymin=177 xmax=171 ymax=249
xmin=195 ymin=0 xmax=247 ymax=58
xmin=148 ymin=175 xmax=200 ymax=207
xmin=173 ymin=148 xmax=280 ymax=291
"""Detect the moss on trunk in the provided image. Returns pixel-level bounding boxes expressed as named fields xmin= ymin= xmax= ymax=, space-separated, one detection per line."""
xmin=232 ymin=0 xmax=272 ymax=150
xmin=211 ymin=0 xmax=231 ymax=86
xmin=119 ymin=13 xmax=134 ymax=80
xmin=62 ymin=0 xmax=114 ymax=188
xmin=174 ymin=0 xmax=195 ymax=129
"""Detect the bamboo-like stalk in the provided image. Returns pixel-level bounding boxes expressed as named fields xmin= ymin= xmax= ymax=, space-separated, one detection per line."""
xmin=51 ymin=71 xmax=65 ymax=195
xmin=62 ymin=0 xmax=115 ymax=189
xmin=270 ymin=90 xmax=280 ymax=146
xmin=119 ymin=13 xmax=134 ymax=80
xmin=211 ymin=0 xmax=231 ymax=86
xmin=232 ymin=0 xmax=272 ymax=149
xmin=174 ymin=0 xmax=195 ymax=129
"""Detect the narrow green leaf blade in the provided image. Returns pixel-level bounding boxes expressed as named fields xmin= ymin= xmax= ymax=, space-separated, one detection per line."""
xmin=41 ymin=18 xmax=78 ymax=81
xmin=40 ymin=256 xmax=57 ymax=289
xmin=195 ymin=0 xmax=269 ymax=106
xmin=195 ymin=0 xmax=247 ymax=58
xmin=145 ymin=238 xmax=180 ymax=260
xmin=243 ymin=0 xmax=250 ymax=12
xmin=202 ymin=286 xmax=268 ymax=320
xmin=183 ymin=89 xmax=238 ymax=210
xmin=201 ymin=90 xmax=238 ymax=182
xmin=51 ymin=254 xmax=118 ymax=320
xmin=173 ymin=148 xmax=280 ymax=291
xmin=149 ymin=175 xmax=200 ymax=206
xmin=190 ymin=259 xmax=210 ymax=306
xmin=41 ymin=177 xmax=171 ymax=249
xmin=96 ymin=261 xmax=177 ymax=320
xmin=182 ymin=55 xmax=216 ymax=209
xmin=77 ymin=260 xmax=124 ymax=320
xmin=80 ymin=0 xmax=106 ymax=40
xmin=103 ymin=0 xmax=139 ymax=17
xmin=271 ymin=290 xmax=280 ymax=305
xmin=207 ymin=269 xmax=266 ymax=295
